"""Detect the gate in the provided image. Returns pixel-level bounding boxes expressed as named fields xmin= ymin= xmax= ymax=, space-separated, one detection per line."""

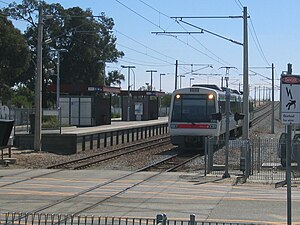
xmin=206 ymin=137 xmax=251 ymax=178
xmin=206 ymin=137 xmax=300 ymax=183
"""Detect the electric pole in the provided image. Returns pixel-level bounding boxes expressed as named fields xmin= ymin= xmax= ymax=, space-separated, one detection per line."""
xmin=34 ymin=4 xmax=43 ymax=151
xmin=242 ymin=6 xmax=249 ymax=140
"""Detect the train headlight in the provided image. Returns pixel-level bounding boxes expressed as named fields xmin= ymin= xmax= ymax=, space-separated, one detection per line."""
xmin=208 ymin=94 xmax=214 ymax=100
xmin=175 ymin=94 xmax=181 ymax=99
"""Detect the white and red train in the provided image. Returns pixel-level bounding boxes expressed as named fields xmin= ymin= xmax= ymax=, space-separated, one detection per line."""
xmin=168 ymin=84 xmax=253 ymax=148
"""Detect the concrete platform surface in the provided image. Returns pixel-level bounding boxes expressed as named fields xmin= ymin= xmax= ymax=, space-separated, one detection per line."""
xmin=60 ymin=117 xmax=168 ymax=135
xmin=0 ymin=169 xmax=300 ymax=224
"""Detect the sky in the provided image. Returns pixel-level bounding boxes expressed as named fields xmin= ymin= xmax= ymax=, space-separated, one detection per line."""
xmin=1 ymin=0 xmax=300 ymax=100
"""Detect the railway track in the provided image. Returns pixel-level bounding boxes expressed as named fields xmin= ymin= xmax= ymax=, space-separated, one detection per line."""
xmin=252 ymin=102 xmax=279 ymax=127
xmin=142 ymin=153 xmax=201 ymax=172
xmin=7 ymin=145 xmax=201 ymax=225
xmin=47 ymin=135 xmax=171 ymax=170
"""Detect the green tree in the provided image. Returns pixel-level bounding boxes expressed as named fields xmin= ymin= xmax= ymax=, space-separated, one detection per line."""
xmin=11 ymin=86 xmax=34 ymax=108
xmin=0 ymin=12 xmax=30 ymax=104
xmin=161 ymin=93 xmax=172 ymax=107
xmin=4 ymin=0 xmax=124 ymax=105
xmin=106 ymin=70 xmax=125 ymax=86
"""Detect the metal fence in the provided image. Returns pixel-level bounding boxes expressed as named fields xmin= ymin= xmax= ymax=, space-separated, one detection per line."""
xmin=11 ymin=108 xmax=61 ymax=134
xmin=0 ymin=212 xmax=261 ymax=225
xmin=206 ymin=137 xmax=300 ymax=183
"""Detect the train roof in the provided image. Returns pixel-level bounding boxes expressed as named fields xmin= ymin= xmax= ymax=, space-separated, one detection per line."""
xmin=174 ymin=85 xmax=243 ymax=97
xmin=192 ymin=84 xmax=222 ymax=91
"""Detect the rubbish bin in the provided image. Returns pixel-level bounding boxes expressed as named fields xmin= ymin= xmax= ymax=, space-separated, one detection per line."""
xmin=0 ymin=120 xmax=14 ymax=147
xmin=29 ymin=114 xmax=35 ymax=134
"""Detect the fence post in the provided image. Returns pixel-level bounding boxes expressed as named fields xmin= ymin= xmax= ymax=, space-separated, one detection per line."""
xmin=156 ymin=213 xmax=167 ymax=225
xmin=242 ymin=140 xmax=251 ymax=179
xmin=245 ymin=140 xmax=250 ymax=178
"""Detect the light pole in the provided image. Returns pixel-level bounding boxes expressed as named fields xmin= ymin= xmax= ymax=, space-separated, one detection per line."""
xmin=146 ymin=70 xmax=157 ymax=91
xmin=159 ymin=73 xmax=165 ymax=91
xmin=50 ymin=49 xmax=68 ymax=109
xmin=179 ymin=75 xmax=185 ymax=88
xmin=121 ymin=65 xmax=135 ymax=121
xmin=190 ymin=77 xmax=194 ymax=86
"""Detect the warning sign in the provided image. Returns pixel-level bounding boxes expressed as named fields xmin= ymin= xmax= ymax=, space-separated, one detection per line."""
xmin=281 ymin=75 xmax=300 ymax=124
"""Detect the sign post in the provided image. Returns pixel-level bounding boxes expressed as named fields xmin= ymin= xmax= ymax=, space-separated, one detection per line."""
xmin=280 ymin=68 xmax=300 ymax=225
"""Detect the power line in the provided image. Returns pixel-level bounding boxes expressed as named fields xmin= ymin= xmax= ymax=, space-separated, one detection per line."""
xmin=249 ymin=17 xmax=270 ymax=66
xmin=138 ymin=0 xmax=238 ymax=67
xmin=114 ymin=29 xmax=176 ymax=62
xmin=0 ymin=0 xmax=9 ymax=5
xmin=233 ymin=0 xmax=270 ymax=66
xmin=114 ymin=0 xmax=165 ymax=31
xmin=117 ymin=43 xmax=173 ymax=65
xmin=234 ymin=0 xmax=244 ymax=10
xmin=118 ymin=58 xmax=172 ymax=67
xmin=116 ymin=0 xmax=239 ymax=70
xmin=175 ymin=22 xmax=232 ymax=67
xmin=137 ymin=0 xmax=169 ymax=18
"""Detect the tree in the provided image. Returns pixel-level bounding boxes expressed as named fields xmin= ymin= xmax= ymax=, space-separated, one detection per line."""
xmin=11 ymin=85 xmax=34 ymax=108
xmin=106 ymin=70 xmax=125 ymax=86
xmin=0 ymin=13 xmax=30 ymax=103
xmin=161 ymin=93 xmax=172 ymax=107
xmin=4 ymin=0 xmax=124 ymax=100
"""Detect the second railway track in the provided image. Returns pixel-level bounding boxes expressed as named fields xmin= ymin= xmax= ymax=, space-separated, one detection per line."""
xmin=47 ymin=135 xmax=172 ymax=170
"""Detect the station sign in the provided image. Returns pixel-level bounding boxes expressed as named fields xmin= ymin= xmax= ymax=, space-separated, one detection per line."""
xmin=281 ymin=75 xmax=300 ymax=124
xmin=87 ymin=86 xmax=102 ymax=92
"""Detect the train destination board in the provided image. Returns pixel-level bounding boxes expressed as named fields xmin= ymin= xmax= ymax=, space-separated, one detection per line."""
xmin=281 ymin=75 xmax=300 ymax=124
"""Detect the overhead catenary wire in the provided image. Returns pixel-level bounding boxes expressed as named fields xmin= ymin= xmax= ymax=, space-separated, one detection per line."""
xmin=114 ymin=29 xmax=176 ymax=63
xmin=116 ymin=0 xmax=241 ymax=72
xmin=234 ymin=0 xmax=270 ymax=67
xmin=0 ymin=0 xmax=9 ymax=5
xmin=137 ymin=0 xmax=239 ymax=67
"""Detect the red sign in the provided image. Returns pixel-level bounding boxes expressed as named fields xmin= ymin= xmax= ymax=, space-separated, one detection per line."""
xmin=282 ymin=76 xmax=300 ymax=84
xmin=177 ymin=124 xmax=210 ymax=129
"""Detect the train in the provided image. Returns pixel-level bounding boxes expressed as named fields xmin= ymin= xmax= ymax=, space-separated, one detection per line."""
xmin=168 ymin=84 xmax=254 ymax=148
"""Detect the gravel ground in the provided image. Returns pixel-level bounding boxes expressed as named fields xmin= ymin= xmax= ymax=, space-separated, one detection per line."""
xmin=1 ymin=106 xmax=285 ymax=170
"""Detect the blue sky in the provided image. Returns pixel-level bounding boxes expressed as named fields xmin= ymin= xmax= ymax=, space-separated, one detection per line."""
xmin=1 ymin=0 xmax=300 ymax=100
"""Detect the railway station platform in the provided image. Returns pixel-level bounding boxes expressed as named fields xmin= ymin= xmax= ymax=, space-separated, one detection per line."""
xmin=0 ymin=169 xmax=300 ymax=224
xmin=13 ymin=117 xmax=168 ymax=155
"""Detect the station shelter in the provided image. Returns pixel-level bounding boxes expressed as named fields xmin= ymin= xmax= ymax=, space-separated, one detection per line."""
xmin=120 ymin=90 xmax=165 ymax=121
xmin=48 ymin=84 xmax=120 ymax=126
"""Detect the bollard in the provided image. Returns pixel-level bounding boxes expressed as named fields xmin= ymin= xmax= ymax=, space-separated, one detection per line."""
xmin=189 ymin=214 xmax=195 ymax=225
xmin=156 ymin=213 xmax=167 ymax=225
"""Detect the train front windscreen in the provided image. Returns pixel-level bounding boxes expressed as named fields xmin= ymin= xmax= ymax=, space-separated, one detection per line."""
xmin=171 ymin=94 xmax=216 ymax=123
